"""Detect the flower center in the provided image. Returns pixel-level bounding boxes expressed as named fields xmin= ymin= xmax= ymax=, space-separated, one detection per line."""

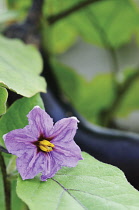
xmin=39 ymin=140 xmax=55 ymax=152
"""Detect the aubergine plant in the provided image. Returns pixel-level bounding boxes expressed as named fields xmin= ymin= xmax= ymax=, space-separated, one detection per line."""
xmin=1 ymin=0 xmax=139 ymax=210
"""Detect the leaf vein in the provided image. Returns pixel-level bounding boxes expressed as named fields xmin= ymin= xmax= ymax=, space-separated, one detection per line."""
xmin=68 ymin=189 xmax=139 ymax=208
xmin=52 ymin=178 xmax=86 ymax=209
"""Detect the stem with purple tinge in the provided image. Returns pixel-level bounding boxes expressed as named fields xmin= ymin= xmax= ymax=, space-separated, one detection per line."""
xmin=0 ymin=152 xmax=11 ymax=210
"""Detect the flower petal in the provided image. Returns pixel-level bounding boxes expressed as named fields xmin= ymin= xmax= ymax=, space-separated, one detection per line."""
xmin=27 ymin=106 xmax=54 ymax=138
xmin=17 ymin=149 xmax=61 ymax=181
xmin=16 ymin=149 xmax=44 ymax=180
xmin=52 ymin=140 xmax=83 ymax=168
xmin=40 ymin=152 xmax=62 ymax=181
xmin=50 ymin=117 xmax=79 ymax=142
xmin=4 ymin=126 xmax=36 ymax=157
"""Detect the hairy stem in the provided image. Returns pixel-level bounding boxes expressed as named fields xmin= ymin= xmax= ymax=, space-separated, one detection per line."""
xmin=0 ymin=146 xmax=9 ymax=154
xmin=47 ymin=0 xmax=102 ymax=24
xmin=0 ymin=152 xmax=11 ymax=210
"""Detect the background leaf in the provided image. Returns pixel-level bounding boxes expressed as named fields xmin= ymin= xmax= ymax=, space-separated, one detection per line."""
xmin=7 ymin=0 xmax=139 ymax=53
xmin=42 ymin=20 xmax=77 ymax=54
xmin=0 ymin=35 xmax=46 ymax=97
xmin=71 ymin=0 xmax=139 ymax=48
xmin=0 ymin=87 xmax=8 ymax=116
xmin=41 ymin=0 xmax=139 ymax=54
xmin=0 ymin=93 xmax=44 ymax=146
xmin=16 ymin=152 xmax=139 ymax=210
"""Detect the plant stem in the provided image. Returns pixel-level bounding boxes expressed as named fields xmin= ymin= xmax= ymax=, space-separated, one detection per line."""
xmin=84 ymin=9 xmax=128 ymax=126
xmin=0 ymin=152 xmax=11 ymax=210
xmin=47 ymin=0 xmax=102 ymax=25
xmin=3 ymin=0 xmax=44 ymax=45
xmin=101 ymin=70 xmax=139 ymax=126
xmin=26 ymin=0 xmax=44 ymax=26
xmin=0 ymin=146 xmax=9 ymax=154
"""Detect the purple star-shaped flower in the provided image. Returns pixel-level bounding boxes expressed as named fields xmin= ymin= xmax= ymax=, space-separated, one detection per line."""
xmin=3 ymin=106 xmax=83 ymax=181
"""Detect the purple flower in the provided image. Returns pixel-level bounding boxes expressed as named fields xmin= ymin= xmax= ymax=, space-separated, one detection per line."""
xmin=4 ymin=106 xmax=83 ymax=181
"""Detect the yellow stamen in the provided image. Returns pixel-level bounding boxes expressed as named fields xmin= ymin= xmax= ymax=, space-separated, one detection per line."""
xmin=39 ymin=140 xmax=54 ymax=152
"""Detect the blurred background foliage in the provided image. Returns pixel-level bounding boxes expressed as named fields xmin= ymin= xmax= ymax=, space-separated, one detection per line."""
xmin=1 ymin=0 xmax=139 ymax=129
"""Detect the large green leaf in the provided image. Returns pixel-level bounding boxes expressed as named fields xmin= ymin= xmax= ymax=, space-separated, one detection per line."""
xmin=0 ymin=35 xmax=46 ymax=97
xmin=16 ymin=152 xmax=139 ymax=210
xmin=0 ymin=94 xmax=44 ymax=146
xmin=0 ymin=87 xmax=8 ymax=115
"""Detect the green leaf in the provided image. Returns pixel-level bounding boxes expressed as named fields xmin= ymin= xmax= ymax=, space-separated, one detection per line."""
xmin=70 ymin=0 xmax=139 ymax=48
xmin=0 ymin=94 xmax=44 ymax=146
xmin=8 ymin=0 xmax=139 ymax=52
xmin=16 ymin=152 xmax=139 ymax=210
xmin=41 ymin=0 xmax=81 ymax=54
xmin=0 ymin=35 xmax=46 ymax=97
xmin=45 ymin=0 xmax=139 ymax=50
xmin=0 ymin=87 xmax=8 ymax=116
xmin=41 ymin=0 xmax=139 ymax=53
xmin=43 ymin=20 xmax=77 ymax=54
